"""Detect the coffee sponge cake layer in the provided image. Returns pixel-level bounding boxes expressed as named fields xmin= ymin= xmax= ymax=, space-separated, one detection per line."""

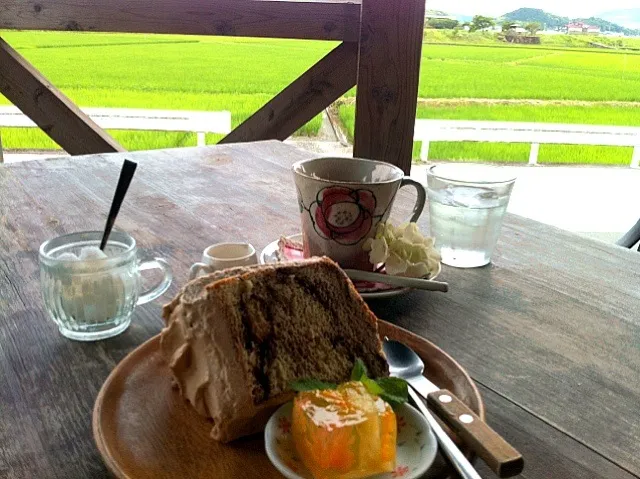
xmin=160 ymin=257 xmax=388 ymax=442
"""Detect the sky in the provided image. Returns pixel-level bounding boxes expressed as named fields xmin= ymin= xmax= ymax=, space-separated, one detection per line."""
xmin=425 ymin=0 xmax=638 ymax=18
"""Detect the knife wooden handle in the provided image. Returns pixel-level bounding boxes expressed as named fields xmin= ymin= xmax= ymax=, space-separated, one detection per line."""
xmin=427 ymin=389 xmax=524 ymax=478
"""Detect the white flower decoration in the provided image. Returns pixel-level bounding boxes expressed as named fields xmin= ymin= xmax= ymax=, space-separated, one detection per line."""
xmin=363 ymin=222 xmax=441 ymax=278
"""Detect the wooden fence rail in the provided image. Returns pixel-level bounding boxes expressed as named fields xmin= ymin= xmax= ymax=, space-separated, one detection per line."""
xmin=0 ymin=0 xmax=362 ymax=42
xmin=0 ymin=106 xmax=232 ymax=155
xmin=414 ymin=120 xmax=640 ymax=168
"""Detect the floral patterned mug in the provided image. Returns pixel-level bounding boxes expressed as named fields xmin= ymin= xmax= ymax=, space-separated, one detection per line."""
xmin=292 ymin=157 xmax=426 ymax=270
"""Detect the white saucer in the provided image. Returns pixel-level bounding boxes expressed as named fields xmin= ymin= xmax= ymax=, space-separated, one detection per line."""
xmin=264 ymin=401 xmax=437 ymax=479
xmin=259 ymin=234 xmax=442 ymax=299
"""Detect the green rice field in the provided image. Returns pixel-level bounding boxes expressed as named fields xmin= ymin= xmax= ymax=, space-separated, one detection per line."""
xmin=1 ymin=30 xmax=639 ymax=164
xmin=338 ymin=103 xmax=640 ymax=165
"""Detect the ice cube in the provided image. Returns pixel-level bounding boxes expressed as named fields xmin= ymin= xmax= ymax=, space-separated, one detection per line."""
xmin=429 ymin=186 xmax=458 ymax=207
xmin=451 ymin=187 xmax=501 ymax=209
xmin=79 ymin=246 xmax=108 ymax=260
xmin=57 ymin=252 xmax=79 ymax=261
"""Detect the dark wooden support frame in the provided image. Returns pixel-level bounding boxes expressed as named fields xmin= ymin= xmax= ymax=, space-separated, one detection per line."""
xmin=220 ymin=41 xmax=358 ymax=144
xmin=354 ymin=0 xmax=426 ymax=173
xmin=0 ymin=0 xmax=424 ymax=171
xmin=0 ymin=37 xmax=125 ymax=155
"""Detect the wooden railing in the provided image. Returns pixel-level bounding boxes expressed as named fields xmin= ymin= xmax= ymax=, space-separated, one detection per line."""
xmin=0 ymin=106 xmax=233 ymax=149
xmin=414 ymin=120 xmax=640 ymax=168
xmin=0 ymin=0 xmax=425 ymax=172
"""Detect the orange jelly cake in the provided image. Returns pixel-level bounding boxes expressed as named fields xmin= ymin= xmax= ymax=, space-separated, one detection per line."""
xmin=292 ymin=381 xmax=397 ymax=479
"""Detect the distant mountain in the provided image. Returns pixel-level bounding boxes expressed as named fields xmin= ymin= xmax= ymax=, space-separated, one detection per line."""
xmin=501 ymin=8 xmax=640 ymax=35
xmin=452 ymin=13 xmax=473 ymax=23
xmin=424 ymin=9 xmax=471 ymax=23
xmin=501 ymin=8 xmax=569 ymax=29
xmin=575 ymin=16 xmax=639 ymax=35
xmin=598 ymin=8 xmax=640 ymax=29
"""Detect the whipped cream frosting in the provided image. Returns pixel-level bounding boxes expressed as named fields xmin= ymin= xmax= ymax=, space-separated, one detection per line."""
xmin=160 ymin=268 xmax=292 ymax=442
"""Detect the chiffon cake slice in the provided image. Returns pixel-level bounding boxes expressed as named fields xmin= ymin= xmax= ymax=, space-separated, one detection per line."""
xmin=160 ymin=257 xmax=389 ymax=442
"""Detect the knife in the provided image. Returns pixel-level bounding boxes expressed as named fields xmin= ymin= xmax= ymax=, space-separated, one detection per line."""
xmin=407 ymin=374 xmax=524 ymax=478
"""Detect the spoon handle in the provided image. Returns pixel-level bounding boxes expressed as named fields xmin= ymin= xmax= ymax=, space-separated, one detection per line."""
xmin=344 ymin=269 xmax=448 ymax=292
xmin=100 ymin=160 xmax=137 ymax=250
xmin=427 ymin=389 xmax=524 ymax=477
xmin=408 ymin=387 xmax=482 ymax=479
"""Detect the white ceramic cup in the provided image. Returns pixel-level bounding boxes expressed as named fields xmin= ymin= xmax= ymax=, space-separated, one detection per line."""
xmin=292 ymin=157 xmax=426 ymax=270
xmin=189 ymin=242 xmax=258 ymax=279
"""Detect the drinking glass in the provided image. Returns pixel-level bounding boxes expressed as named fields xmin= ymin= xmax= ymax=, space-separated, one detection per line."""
xmin=426 ymin=164 xmax=516 ymax=268
xmin=39 ymin=231 xmax=172 ymax=341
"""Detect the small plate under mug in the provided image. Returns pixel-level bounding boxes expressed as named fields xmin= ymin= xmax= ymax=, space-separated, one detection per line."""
xmin=260 ymin=234 xmax=442 ymax=299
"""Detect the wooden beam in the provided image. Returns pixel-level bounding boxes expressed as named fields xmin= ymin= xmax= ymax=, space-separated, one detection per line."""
xmin=353 ymin=0 xmax=425 ymax=173
xmin=0 ymin=0 xmax=362 ymax=42
xmin=220 ymin=41 xmax=357 ymax=143
xmin=0 ymin=37 xmax=124 ymax=155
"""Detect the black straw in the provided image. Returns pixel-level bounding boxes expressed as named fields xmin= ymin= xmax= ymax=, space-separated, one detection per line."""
xmin=100 ymin=160 xmax=138 ymax=251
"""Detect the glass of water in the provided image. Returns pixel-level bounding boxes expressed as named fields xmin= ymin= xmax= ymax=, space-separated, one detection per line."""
xmin=39 ymin=231 xmax=172 ymax=341
xmin=426 ymin=164 xmax=516 ymax=268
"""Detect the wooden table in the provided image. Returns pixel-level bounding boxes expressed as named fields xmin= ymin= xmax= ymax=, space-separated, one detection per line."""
xmin=1 ymin=141 xmax=638 ymax=479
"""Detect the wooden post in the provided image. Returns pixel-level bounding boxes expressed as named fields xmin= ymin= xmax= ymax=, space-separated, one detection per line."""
xmin=0 ymin=37 xmax=125 ymax=155
xmin=353 ymin=0 xmax=426 ymax=174
xmin=631 ymin=146 xmax=639 ymax=169
xmin=420 ymin=140 xmax=430 ymax=162
xmin=529 ymin=143 xmax=540 ymax=165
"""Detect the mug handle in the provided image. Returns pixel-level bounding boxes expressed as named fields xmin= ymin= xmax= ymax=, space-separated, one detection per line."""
xmin=137 ymin=258 xmax=173 ymax=306
xmin=399 ymin=178 xmax=427 ymax=223
xmin=188 ymin=262 xmax=211 ymax=280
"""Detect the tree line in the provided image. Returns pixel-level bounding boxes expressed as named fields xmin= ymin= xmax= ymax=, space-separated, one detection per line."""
xmin=427 ymin=15 xmax=541 ymax=35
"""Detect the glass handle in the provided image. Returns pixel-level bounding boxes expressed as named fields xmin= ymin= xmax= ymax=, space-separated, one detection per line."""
xmin=189 ymin=262 xmax=211 ymax=280
xmin=137 ymin=258 xmax=172 ymax=305
xmin=399 ymin=178 xmax=427 ymax=223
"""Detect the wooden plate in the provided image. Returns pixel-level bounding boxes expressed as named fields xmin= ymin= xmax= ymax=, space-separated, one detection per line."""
xmin=93 ymin=320 xmax=484 ymax=479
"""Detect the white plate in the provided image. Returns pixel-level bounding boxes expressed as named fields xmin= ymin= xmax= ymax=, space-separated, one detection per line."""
xmin=259 ymin=234 xmax=442 ymax=299
xmin=264 ymin=401 xmax=437 ymax=479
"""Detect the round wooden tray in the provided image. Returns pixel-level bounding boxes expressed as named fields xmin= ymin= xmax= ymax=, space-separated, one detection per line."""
xmin=93 ymin=320 xmax=484 ymax=479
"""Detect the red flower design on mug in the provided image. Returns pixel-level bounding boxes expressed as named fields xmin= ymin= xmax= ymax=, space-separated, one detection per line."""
xmin=309 ymin=186 xmax=377 ymax=245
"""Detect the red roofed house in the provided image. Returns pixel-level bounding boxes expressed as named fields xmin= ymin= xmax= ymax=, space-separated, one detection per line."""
xmin=566 ymin=22 xmax=601 ymax=34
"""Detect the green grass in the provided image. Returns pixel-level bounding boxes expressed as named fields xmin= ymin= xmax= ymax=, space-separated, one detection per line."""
xmin=413 ymin=45 xmax=640 ymax=101
xmin=1 ymin=30 xmax=639 ymax=165
xmin=338 ymin=103 xmax=640 ymax=165
xmin=339 ymin=43 xmax=640 ymax=101
xmin=0 ymin=31 xmax=335 ymax=150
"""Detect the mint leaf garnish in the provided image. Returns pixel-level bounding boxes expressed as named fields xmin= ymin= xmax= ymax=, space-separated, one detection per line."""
xmin=361 ymin=376 xmax=384 ymax=396
xmin=289 ymin=359 xmax=408 ymax=408
xmin=290 ymin=378 xmax=338 ymax=392
xmin=350 ymin=358 xmax=368 ymax=381
xmin=375 ymin=377 xmax=408 ymax=406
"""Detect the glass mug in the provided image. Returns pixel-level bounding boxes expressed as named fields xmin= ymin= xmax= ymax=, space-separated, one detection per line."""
xmin=39 ymin=231 xmax=172 ymax=341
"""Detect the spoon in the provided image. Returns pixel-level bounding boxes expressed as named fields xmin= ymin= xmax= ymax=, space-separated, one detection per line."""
xmin=383 ymin=339 xmax=524 ymax=478
xmin=100 ymin=160 xmax=137 ymax=251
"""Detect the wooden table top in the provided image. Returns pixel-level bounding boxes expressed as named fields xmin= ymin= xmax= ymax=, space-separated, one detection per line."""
xmin=1 ymin=141 xmax=638 ymax=479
